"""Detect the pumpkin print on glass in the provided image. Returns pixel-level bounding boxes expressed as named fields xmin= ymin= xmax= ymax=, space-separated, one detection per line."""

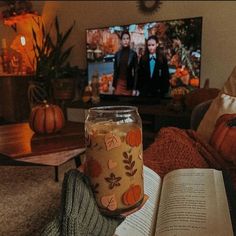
xmin=122 ymin=184 xmax=142 ymax=206
xmin=85 ymin=106 xmax=144 ymax=216
xmin=189 ymin=76 xmax=200 ymax=87
xmin=126 ymin=128 xmax=142 ymax=147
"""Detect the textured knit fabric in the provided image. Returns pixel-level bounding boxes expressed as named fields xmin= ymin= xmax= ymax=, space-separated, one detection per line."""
xmin=143 ymin=127 xmax=236 ymax=190
xmin=41 ymin=170 xmax=124 ymax=236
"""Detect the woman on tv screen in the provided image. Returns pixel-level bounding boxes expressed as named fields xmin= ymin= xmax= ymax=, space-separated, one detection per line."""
xmin=112 ymin=31 xmax=138 ymax=96
xmin=138 ymin=35 xmax=170 ymax=97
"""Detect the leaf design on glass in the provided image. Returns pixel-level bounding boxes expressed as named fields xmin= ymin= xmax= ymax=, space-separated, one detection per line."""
xmin=104 ymin=133 xmax=121 ymax=151
xmin=104 ymin=173 xmax=122 ymax=189
xmin=138 ymin=153 xmax=143 ymax=160
xmin=108 ymin=159 xmax=118 ymax=169
xmin=101 ymin=194 xmax=117 ymax=211
xmin=122 ymin=151 xmax=137 ymax=177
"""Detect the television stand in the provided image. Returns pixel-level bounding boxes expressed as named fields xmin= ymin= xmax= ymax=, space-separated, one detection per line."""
xmin=100 ymin=94 xmax=120 ymax=102
xmin=130 ymin=97 xmax=160 ymax=105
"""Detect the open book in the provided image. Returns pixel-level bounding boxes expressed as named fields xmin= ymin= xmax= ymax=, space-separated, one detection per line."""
xmin=115 ymin=166 xmax=235 ymax=236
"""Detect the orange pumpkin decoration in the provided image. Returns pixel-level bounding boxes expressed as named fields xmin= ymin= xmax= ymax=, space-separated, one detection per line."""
xmin=189 ymin=77 xmax=200 ymax=87
xmin=101 ymin=83 xmax=109 ymax=92
xmin=29 ymin=101 xmax=65 ymax=134
xmin=122 ymin=184 xmax=142 ymax=206
xmin=126 ymin=128 xmax=142 ymax=147
xmin=210 ymin=114 xmax=236 ymax=163
xmin=174 ymin=67 xmax=189 ymax=78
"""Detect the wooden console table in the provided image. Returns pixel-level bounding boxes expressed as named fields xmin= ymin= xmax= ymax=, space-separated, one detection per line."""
xmin=0 ymin=121 xmax=85 ymax=181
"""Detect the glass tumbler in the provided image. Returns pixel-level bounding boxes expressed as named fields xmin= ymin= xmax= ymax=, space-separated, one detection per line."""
xmin=85 ymin=106 xmax=144 ymax=216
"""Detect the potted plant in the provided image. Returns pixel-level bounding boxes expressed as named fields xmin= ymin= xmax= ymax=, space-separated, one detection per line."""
xmin=52 ymin=63 xmax=78 ymax=101
xmin=28 ymin=16 xmax=76 ymax=106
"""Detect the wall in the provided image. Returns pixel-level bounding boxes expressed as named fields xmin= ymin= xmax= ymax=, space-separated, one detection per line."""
xmin=1 ymin=1 xmax=236 ymax=88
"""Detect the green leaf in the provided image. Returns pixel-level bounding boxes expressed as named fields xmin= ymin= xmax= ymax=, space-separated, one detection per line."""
xmin=41 ymin=23 xmax=46 ymax=45
xmin=59 ymin=21 xmax=75 ymax=48
xmin=58 ymin=46 xmax=74 ymax=66
xmin=55 ymin=16 xmax=60 ymax=40
xmin=32 ymin=28 xmax=38 ymax=49
xmin=32 ymin=15 xmax=75 ymax=81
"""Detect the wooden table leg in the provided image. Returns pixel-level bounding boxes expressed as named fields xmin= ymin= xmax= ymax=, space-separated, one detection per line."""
xmin=74 ymin=155 xmax=82 ymax=168
xmin=54 ymin=166 xmax=59 ymax=182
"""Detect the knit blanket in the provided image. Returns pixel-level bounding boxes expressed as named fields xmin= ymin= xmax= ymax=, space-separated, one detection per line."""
xmin=143 ymin=127 xmax=236 ymax=190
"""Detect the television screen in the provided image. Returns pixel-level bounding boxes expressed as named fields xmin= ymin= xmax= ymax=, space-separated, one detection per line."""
xmin=86 ymin=17 xmax=202 ymax=99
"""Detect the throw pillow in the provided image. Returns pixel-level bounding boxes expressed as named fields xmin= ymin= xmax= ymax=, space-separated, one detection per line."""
xmin=210 ymin=114 xmax=236 ymax=164
xmin=196 ymin=65 xmax=236 ymax=142
xmin=222 ymin=65 xmax=236 ymax=96
xmin=197 ymin=93 xmax=236 ymax=142
xmin=184 ymin=88 xmax=220 ymax=111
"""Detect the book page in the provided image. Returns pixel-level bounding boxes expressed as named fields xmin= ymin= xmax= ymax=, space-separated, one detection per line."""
xmin=155 ymin=168 xmax=233 ymax=236
xmin=114 ymin=166 xmax=162 ymax=236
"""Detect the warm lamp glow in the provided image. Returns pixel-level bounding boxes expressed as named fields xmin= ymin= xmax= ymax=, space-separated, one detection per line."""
xmin=9 ymin=14 xmax=43 ymax=74
xmin=3 ymin=13 xmax=39 ymax=31
xmin=20 ymin=36 xmax=26 ymax=46
xmin=10 ymin=35 xmax=34 ymax=73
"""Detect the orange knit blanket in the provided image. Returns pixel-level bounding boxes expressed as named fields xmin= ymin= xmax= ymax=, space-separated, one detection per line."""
xmin=143 ymin=127 xmax=236 ymax=190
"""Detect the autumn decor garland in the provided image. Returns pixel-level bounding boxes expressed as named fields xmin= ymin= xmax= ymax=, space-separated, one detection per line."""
xmin=29 ymin=100 xmax=65 ymax=134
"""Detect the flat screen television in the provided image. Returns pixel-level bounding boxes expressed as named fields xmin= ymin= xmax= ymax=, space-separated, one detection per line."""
xmin=86 ymin=16 xmax=202 ymax=103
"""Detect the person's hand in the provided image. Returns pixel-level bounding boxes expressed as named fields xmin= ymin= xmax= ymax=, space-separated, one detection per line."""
xmin=78 ymin=164 xmax=148 ymax=217
xmin=42 ymin=167 xmax=126 ymax=236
